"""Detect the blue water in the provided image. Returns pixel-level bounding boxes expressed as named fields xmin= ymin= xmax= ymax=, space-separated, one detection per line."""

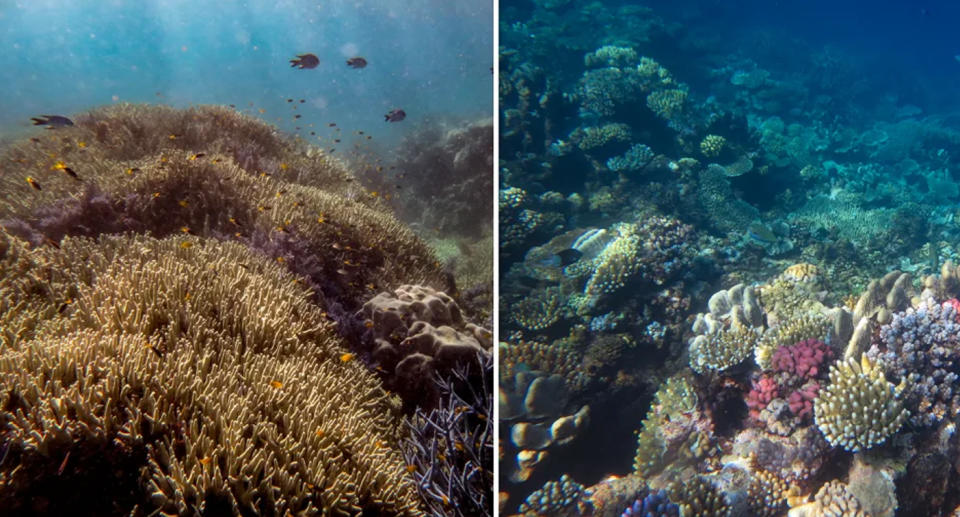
xmin=644 ymin=0 xmax=960 ymax=110
xmin=0 ymin=0 xmax=492 ymax=149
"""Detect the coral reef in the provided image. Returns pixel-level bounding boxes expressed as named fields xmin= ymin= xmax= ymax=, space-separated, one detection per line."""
xmin=0 ymin=103 xmax=492 ymax=514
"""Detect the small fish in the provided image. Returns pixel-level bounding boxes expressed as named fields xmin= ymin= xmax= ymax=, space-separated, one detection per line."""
xmin=363 ymin=320 xmax=374 ymax=328
xmin=270 ymin=380 xmax=283 ymax=389
xmin=289 ymin=53 xmax=320 ymax=69
xmin=556 ymin=248 xmax=582 ymax=266
xmin=199 ymin=457 xmax=212 ymax=466
xmin=77 ymin=141 xmax=87 ymax=148
xmin=316 ymin=215 xmax=326 ymax=224
xmin=229 ymin=217 xmax=239 ymax=226
xmin=299 ymin=99 xmax=305 ymax=103
xmin=346 ymin=57 xmax=368 ymax=69
xmin=747 ymin=221 xmax=777 ymax=245
xmin=57 ymin=299 xmax=73 ymax=313
xmin=340 ymin=353 xmax=355 ymax=362
xmin=180 ymin=241 xmax=193 ymax=249
xmin=294 ymin=114 xmax=301 ymax=119
xmin=384 ymin=109 xmax=406 ymax=122
xmin=148 ymin=344 xmax=164 ymax=358
xmin=328 ymin=122 xmax=337 ymax=127
xmin=126 ymin=167 xmax=140 ymax=175
xmin=405 ymin=464 xmax=417 ymax=473
xmin=168 ymin=134 xmax=182 ymax=140
xmin=315 ymin=429 xmax=325 ymax=438
xmin=31 ymin=115 xmax=74 ymax=129
xmin=287 ymin=98 xmax=293 ymax=103
xmin=276 ymin=256 xmax=286 ymax=263
xmin=26 ymin=176 xmax=42 ymax=190
xmin=180 ymin=226 xmax=191 ymax=234
xmin=188 ymin=153 xmax=205 ymax=160
xmin=57 ymin=451 xmax=71 ymax=475
xmin=178 ymin=200 xmax=189 ymax=207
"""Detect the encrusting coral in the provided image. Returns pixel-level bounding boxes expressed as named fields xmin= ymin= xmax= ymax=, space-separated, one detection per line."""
xmin=0 ymin=232 xmax=422 ymax=515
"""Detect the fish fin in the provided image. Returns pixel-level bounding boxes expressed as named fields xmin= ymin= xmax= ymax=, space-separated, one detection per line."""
xmin=31 ymin=118 xmax=46 ymax=125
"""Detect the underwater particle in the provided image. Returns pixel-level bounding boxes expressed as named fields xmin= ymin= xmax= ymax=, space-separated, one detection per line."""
xmin=385 ymin=109 xmax=406 ymax=122
xmin=813 ymin=354 xmax=908 ymax=452
xmin=346 ymin=57 xmax=368 ymax=69
xmin=30 ymin=114 xmax=74 ymax=129
xmin=289 ymin=53 xmax=319 ymax=69
xmin=700 ymin=134 xmax=726 ymax=158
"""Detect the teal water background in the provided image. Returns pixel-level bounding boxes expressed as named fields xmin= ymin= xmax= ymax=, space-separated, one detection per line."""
xmin=0 ymin=0 xmax=492 ymax=148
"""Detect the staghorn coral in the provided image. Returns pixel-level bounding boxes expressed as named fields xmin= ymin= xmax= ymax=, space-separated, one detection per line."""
xmin=402 ymin=353 xmax=493 ymax=517
xmin=0 ymin=233 xmax=422 ymax=515
xmin=813 ymin=354 xmax=908 ymax=452
xmin=646 ymin=89 xmax=688 ymax=122
xmin=499 ymin=340 xmax=586 ymax=394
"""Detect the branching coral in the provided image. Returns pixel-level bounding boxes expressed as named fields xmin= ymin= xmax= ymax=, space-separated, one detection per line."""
xmin=402 ymin=353 xmax=493 ymax=517
xmin=813 ymin=354 xmax=908 ymax=452
xmin=0 ymin=105 xmax=448 ymax=316
xmin=0 ymin=233 xmax=423 ymax=515
xmin=867 ymin=297 xmax=960 ymax=426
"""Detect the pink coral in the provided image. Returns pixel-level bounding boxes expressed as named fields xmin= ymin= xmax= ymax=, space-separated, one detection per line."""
xmin=771 ymin=338 xmax=831 ymax=380
xmin=747 ymin=375 xmax=779 ymax=420
xmin=946 ymin=298 xmax=960 ymax=321
xmin=787 ymin=381 xmax=819 ymax=419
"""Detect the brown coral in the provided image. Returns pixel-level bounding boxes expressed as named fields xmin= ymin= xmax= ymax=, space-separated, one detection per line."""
xmin=0 ymin=233 xmax=422 ymax=515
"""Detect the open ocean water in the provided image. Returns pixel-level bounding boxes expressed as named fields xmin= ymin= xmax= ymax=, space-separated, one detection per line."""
xmin=500 ymin=0 xmax=960 ymax=516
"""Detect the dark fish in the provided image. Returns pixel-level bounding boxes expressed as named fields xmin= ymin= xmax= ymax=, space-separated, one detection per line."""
xmin=556 ymin=248 xmax=583 ymax=266
xmin=31 ymin=115 xmax=74 ymax=129
xmin=346 ymin=57 xmax=368 ymax=69
xmin=385 ymin=109 xmax=406 ymax=122
xmin=290 ymin=53 xmax=320 ymax=69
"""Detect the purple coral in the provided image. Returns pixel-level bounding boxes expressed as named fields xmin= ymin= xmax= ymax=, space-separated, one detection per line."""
xmin=621 ymin=489 xmax=679 ymax=517
xmin=867 ymin=297 xmax=960 ymax=426
xmin=401 ymin=353 xmax=493 ymax=517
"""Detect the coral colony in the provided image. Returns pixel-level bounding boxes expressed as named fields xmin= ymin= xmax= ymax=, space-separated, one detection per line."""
xmin=500 ymin=1 xmax=960 ymax=516
xmin=0 ymin=104 xmax=492 ymax=515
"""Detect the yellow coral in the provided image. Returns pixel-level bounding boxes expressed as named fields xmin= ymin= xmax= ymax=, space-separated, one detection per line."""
xmin=700 ymin=134 xmax=726 ymax=158
xmin=646 ymin=89 xmax=687 ymax=120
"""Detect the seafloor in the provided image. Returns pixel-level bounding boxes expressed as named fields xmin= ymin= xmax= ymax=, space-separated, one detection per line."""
xmin=0 ymin=104 xmax=493 ymax=516
xmin=499 ymin=2 xmax=960 ymax=516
